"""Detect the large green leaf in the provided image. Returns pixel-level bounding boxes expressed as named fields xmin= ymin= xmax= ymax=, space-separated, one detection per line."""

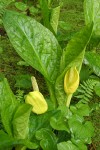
xmin=84 ymin=0 xmax=100 ymax=36
xmin=0 ymin=75 xmax=18 ymax=136
xmin=12 ymin=103 xmax=32 ymax=139
xmin=59 ymin=24 xmax=93 ymax=73
xmin=0 ymin=130 xmax=38 ymax=149
xmin=36 ymin=128 xmax=57 ymax=150
xmin=55 ymin=24 xmax=93 ymax=105
xmin=3 ymin=10 xmax=62 ymax=83
xmin=84 ymin=52 xmax=100 ymax=76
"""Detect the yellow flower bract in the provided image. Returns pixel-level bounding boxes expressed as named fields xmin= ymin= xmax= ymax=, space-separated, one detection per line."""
xmin=64 ymin=67 xmax=79 ymax=94
xmin=25 ymin=91 xmax=48 ymax=114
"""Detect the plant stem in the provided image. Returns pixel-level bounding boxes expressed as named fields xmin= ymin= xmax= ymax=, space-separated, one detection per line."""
xmin=46 ymin=80 xmax=57 ymax=108
xmin=66 ymin=94 xmax=72 ymax=107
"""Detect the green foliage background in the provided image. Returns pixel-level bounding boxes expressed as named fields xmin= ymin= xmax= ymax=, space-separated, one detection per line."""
xmin=0 ymin=0 xmax=100 ymax=149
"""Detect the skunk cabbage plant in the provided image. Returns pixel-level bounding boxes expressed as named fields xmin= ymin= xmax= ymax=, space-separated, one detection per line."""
xmin=0 ymin=0 xmax=99 ymax=149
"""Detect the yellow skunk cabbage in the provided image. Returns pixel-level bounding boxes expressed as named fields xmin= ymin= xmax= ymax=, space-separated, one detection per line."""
xmin=64 ymin=67 xmax=79 ymax=94
xmin=25 ymin=91 xmax=48 ymax=114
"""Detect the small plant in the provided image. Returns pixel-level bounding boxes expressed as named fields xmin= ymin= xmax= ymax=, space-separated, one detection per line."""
xmin=75 ymin=79 xmax=98 ymax=104
xmin=0 ymin=0 xmax=100 ymax=149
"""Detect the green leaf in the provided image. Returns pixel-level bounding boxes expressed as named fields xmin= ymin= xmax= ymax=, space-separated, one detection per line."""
xmin=84 ymin=52 xmax=100 ymax=76
xmin=68 ymin=115 xmax=94 ymax=144
xmin=16 ymin=139 xmax=38 ymax=149
xmin=0 ymin=130 xmax=38 ymax=149
xmin=3 ymin=10 xmax=62 ymax=83
xmin=57 ymin=141 xmax=79 ymax=150
xmin=15 ymin=2 xmax=28 ymax=11
xmin=29 ymin=6 xmax=39 ymax=15
xmin=94 ymin=82 xmax=100 ymax=97
xmin=60 ymin=24 xmax=93 ymax=73
xmin=71 ymin=139 xmax=87 ymax=150
xmin=0 ymin=130 xmax=14 ymax=150
xmin=12 ymin=103 xmax=32 ymax=139
xmin=50 ymin=106 xmax=70 ymax=132
xmin=79 ymin=65 xmax=91 ymax=81
xmin=55 ymin=24 xmax=93 ymax=105
xmin=15 ymin=74 xmax=32 ymax=89
xmin=45 ymin=98 xmax=55 ymax=111
xmin=84 ymin=0 xmax=100 ymax=36
xmin=36 ymin=128 xmax=57 ymax=150
xmin=50 ymin=6 xmax=60 ymax=34
xmin=17 ymin=60 xmax=29 ymax=66
xmin=39 ymin=0 xmax=50 ymax=29
xmin=70 ymin=103 xmax=90 ymax=117
xmin=29 ymin=111 xmax=54 ymax=139
xmin=58 ymin=21 xmax=72 ymax=31
xmin=0 ymin=76 xmax=18 ymax=136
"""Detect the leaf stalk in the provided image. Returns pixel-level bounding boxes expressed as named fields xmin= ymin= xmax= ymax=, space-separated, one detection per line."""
xmin=66 ymin=94 xmax=72 ymax=107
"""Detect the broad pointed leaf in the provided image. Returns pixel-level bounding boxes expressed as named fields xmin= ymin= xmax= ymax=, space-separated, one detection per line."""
xmin=3 ymin=11 xmax=62 ymax=83
xmin=55 ymin=24 xmax=93 ymax=105
xmin=0 ymin=75 xmax=18 ymax=136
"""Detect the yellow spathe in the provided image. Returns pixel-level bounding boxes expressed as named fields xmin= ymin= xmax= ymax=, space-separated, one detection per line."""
xmin=64 ymin=67 xmax=79 ymax=94
xmin=25 ymin=91 xmax=48 ymax=114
